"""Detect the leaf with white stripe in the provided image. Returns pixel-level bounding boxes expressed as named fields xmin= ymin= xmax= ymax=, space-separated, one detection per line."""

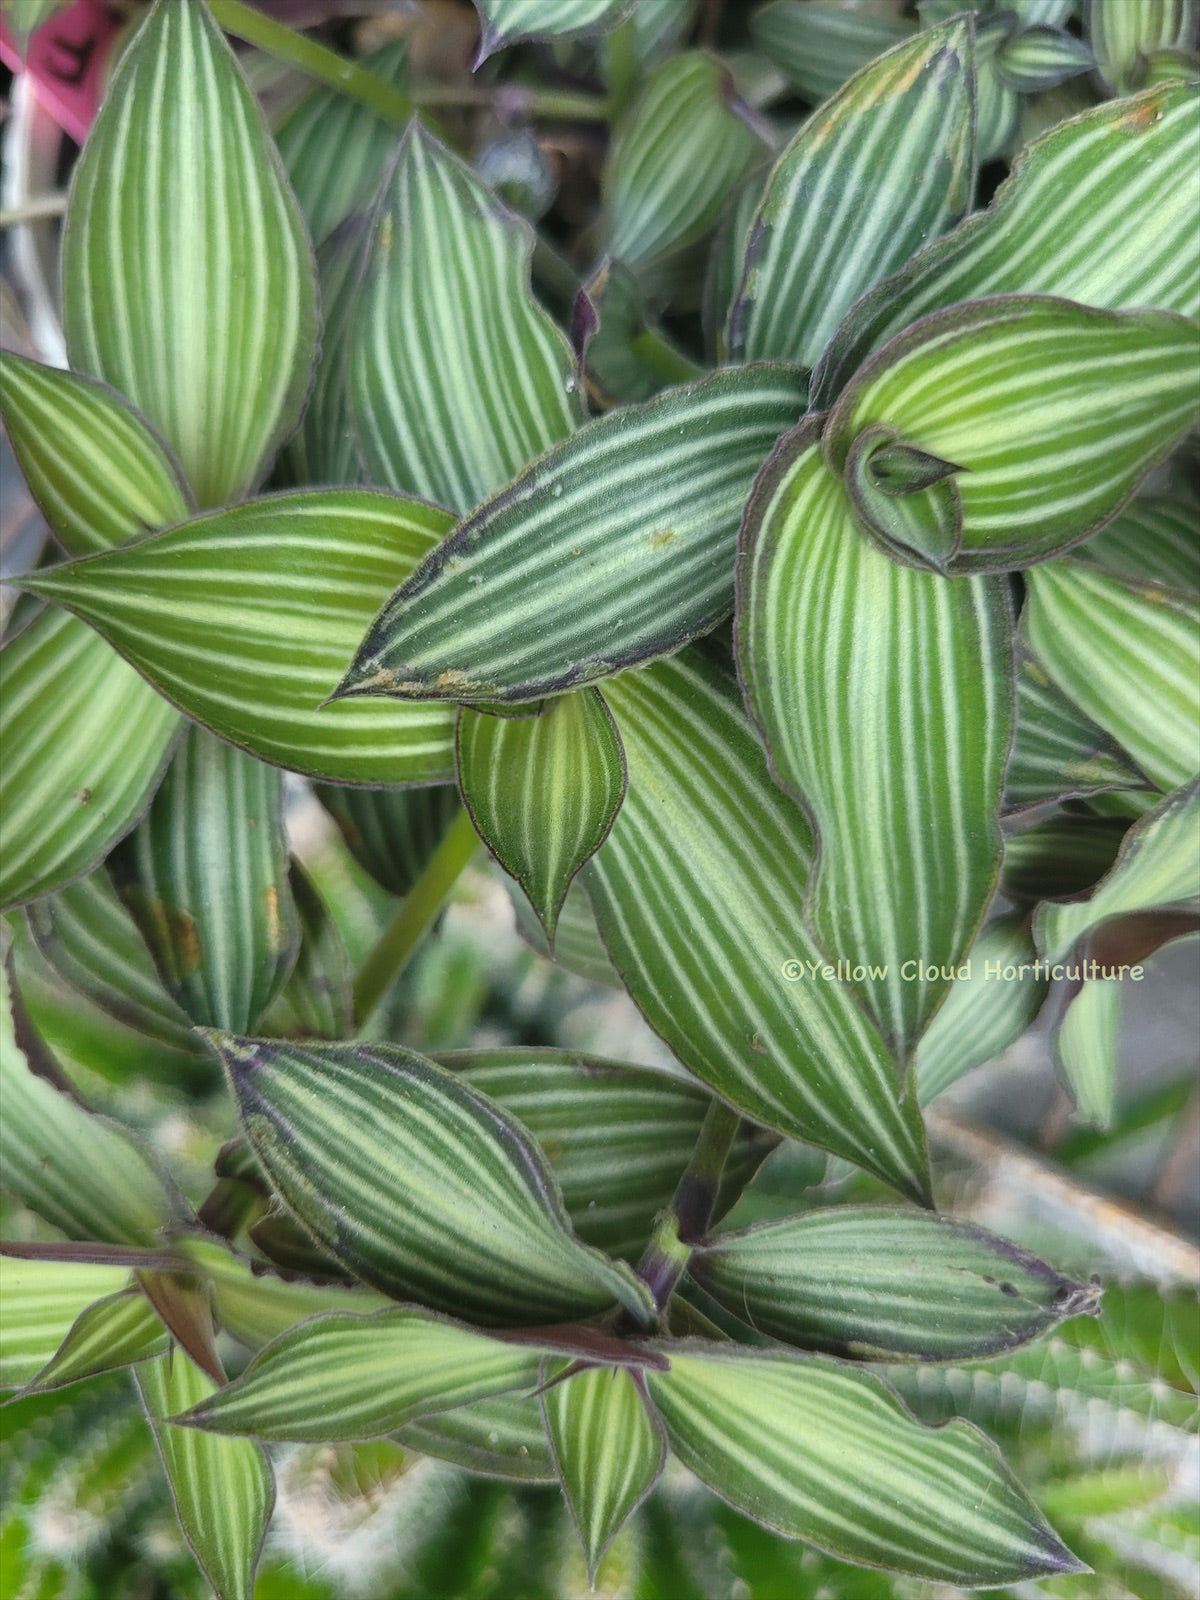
xmin=543 ymin=1363 xmax=667 ymax=1581
xmin=1079 ymin=495 xmax=1200 ymax=595
xmin=691 ymin=1208 xmax=1096 ymax=1362
xmin=645 ymin=1344 xmax=1083 ymax=1584
xmin=258 ymin=864 xmax=352 ymax=1041
xmin=109 ymin=727 xmax=298 ymax=1033
xmin=336 ymin=365 xmax=806 ymax=706
xmin=584 ymin=647 xmax=931 ymax=1202
xmin=995 ymin=25 xmax=1095 ymax=92
xmin=458 ymin=692 xmax=626 ymax=946
xmin=814 ymin=81 xmax=1200 ymax=403
xmin=737 ymin=418 xmax=1013 ymax=1058
xmin=473 ymin=0 xmax=635 ymax=62
xmin=314 ymin=782 xmax=461 ymax=896
xmin=824 ymin=296 xmax=1200 ymax=572
xmin=25 ymin=868 xmax=204 ymax=1058
xmin=1002 ymin=812 xmax=1128 ymax=904
xmin=180 ymin=1308 xmax=542 ymax=1442
xmin=347 ymin=121 xmax=581 ymax=514
xmin=137 ymin=1351 xmax=274 ymax=1600
xmin=0 ymin=1257 xmax=131 ymax=1389
xmin=0 ymin=607 xmax=180 ymax=910
xmin=1024 ymin=559 xmax=1200 ymax=791
xmin=282 ymin=217 xmax=369 ymax=487
xmin=0 ymin=352 xmax=192 ymax=557
xmin=62 ymin=0 xmax=318 ymax=508
xmin=603 ymin=52 xmax=762 ymax=274
xmin=208 ymin=1033 xmax=655 ymax=1328
xmin=397 ymin=1388 xmax=555 ymax=1481
xmin=0 ymin=946 xmax=176 ymax=1246
xmin=728 ymin=19 xmax=975 ymax=371
xmin=750 ymin=1 xmax=915 ymax=105
xmin=1087 ymin=0 xmax=1200 ymax=93
xmin=24 ymin=1288 xmax=167 ymax=1393
xmin=21 ymin=491 xmax=459 ymax=787
xmin=440 ymin=1050 xmax=772 ymax=1262
xmin=1005 ymin=650 xmax=1151 ymax=813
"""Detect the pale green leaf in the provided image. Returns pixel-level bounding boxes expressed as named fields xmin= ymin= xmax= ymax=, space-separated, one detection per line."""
xmin=1087 ymin=0 xmax=1200 ymax=92
xmin=457 ymin=691 xmax=626 ymax=945
xmin=585 ymin=646 xmax=931 ymax=1202
xmin=815 ymin=81 xmax=1200 ymax=402
xmin=347 ymin=121 xmax=581 ymax=513
xmin=1056 ymin=975 xmax=1124 ymax=1129
xmin=543 ymin=1364 xmax=667 ymax=1580
xmin=24 ymin=1288 xmax=167 ymax=1392
xmin=824 ymin=297 xmax=1200 ymax=572
xmin=396 ymin=1388 xmax=555 ymax=1481
xmin=137 ymin=1351 xmax=274 ymax=1600
xmin=1079 ymin=495 xmax=1200 ymax=595
xmin=0 ymin=1257 xmax=131 ymax=1388
xmin=646 ymin=1343 xmax=1083 ymax=1585
xmin=749 ymin=1 xmax=915 ymax=105
xmin=1024 ymin=559 xmax=1200 ymax=790
xmin=729 ymin=18 xmax=975 ymax=370
xmin=737 ymin=419 xmax=1012 ymax=1057
xmin=0 ymin=607 xmax=179 ymax=910
xmin=337 ymin=365 xmax=807 ymax=706
xmin=179 ymin=1308 xmax=542 ymax=1441
xmin=692 ymin=1207 xmax=1095 ymax=1361
xmin=208 ymin=1033 xmax=655 ymax=1327
xmin=473 ymin=0 xmax=635 ymax=62
xmin=507 ymin=876 xmax=623 ymax=988
xmin=0 ymin=351 xmax=192 ymax=557
xmin=62 ymin=0 xmax=317 ymax=508
xmin=21 ymin=491 xmax=459 ymax=787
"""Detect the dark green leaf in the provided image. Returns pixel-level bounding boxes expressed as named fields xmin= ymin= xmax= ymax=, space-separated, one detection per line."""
xmin=750 ymin=1 xmax=915 ymax=104
xmin=313 ymin=782 xmax=461 ymax=898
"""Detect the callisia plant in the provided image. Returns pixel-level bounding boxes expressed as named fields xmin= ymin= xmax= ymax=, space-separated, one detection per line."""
xmin=1 ymin=0 xmax=1198 ymax=1596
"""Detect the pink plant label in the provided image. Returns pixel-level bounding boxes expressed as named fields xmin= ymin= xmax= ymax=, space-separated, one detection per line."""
xmin=0 ymin=0 xmax=123 ymax=146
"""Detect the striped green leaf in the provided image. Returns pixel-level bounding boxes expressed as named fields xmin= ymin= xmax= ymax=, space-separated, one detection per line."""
xmin=1024 ymin=559 xmax=1200 ymax=791
xmin=0 ymin=352 xmax=192 ymax=557
xmin=458 ymin=691 xmax=626 ymax=945
xmin=0 ymin=1257 xmax=131 ymax=1389
xmin=275 ymin=40 xmax=408 ymax=246
xmin=282 ymin=218 xmax=369 ymax=487
xmin=603 ymin=52 xmax=762 ymax=274
xmin=109 ymin=727 xmax=298 ymax=1033
xmin=508 ymin=876 xmax=623 ymax=989
xmin=314 ymin=782 xmax=461 ymax=896
xmin=62 ymin=0 xmax=318 ymax=508
xmin=749 ymin=1 xmax=915 ymax=105
xmin=0 ymin=607 xmax=179 ymax=910
xmin=728 ymin=19 xmax=975 ymax=371
xmin=180 ymin=1308 xmax=543 ymax=1442
xmin=737 ymin=419 xmax=1012 ymax=1057
xmin=691 ymin=1207 xmax=1095 ymax=1361
xmin=258 ymin=864 xmax=352 ymax=1041
xmin=1087 ymin=0 xmax=1199 ymax=92
xmin=24 ymin=1289 xmax=167 ymax=1393
xmin=1055 ymin=974 xmax=1124 ymax=1129
xmin=337 ymin=365 xmax=806 ymax=706
xmin=814 ymin=81 xmax=1200 ymax=402
xmin=21 ymin=491 xmax=459 ymax=787
xmin=972 ymin=12 xmax=1024 ymax=163
xmin=397 ymin=1388 xmax=555 ymax=1481
xmin=584 ymin=647 xmax=930 ymax=1201
xmin=543 ymin=1364 xmax=667 ymax=1580
xmin=1002 ymin=812 xmax=1127 ymax=904
xmin=645 ymin=1344 xmax=1083 ymax=1585
xmin=25 ymin=868 xmax=204 ymax=1058
xmin=824 ymin=297 xmax=1200 ymax=572
xmin=208 ymin=1033 xmax=655 ymax=1327
xmin=347 ymin=121 xmax=581 ymax=514
xmin=1005 ymin=650 xmax=1150 ymax=813
xmin=995 ymin=25 xmax=1095 ymax=91
xmin=137 ymin=1351 xmax=274 ymax=1600
xmin=0 ymin=947 xmax=176 ymax=1245
xmin=440 ymin=1049 xmax=771 ymax=1262
xmin=1079 ymin=494 xmax=1200 ymax=594
xmin=915 ymin=916 xmax=1049 ymax=1103
xmin=473 ymin=0 xmax=635 ymax=62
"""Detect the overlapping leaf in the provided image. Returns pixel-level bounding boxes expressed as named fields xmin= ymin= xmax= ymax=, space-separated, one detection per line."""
xmin=314 ymin=782 xmax=461 ymax=897
xmin=21 ymin=491 xmax=459 ymax=787
xmin=1024 ymin=559 xmax=1200 ymax=790
xmin=824 ymin=297 xmax=1200 ymax=572
xmin=472 ymin=0 xmax=635 ymax=62
xmin=258 ymin=864 xmax=352 ymax=1041
xmin=575 ymin=256 xmax=704 ymax=406
xmin=282 ymin=218 xmax=369 ymax=487
xmin=207 ymin=1034 xmax=655 ymax=1326
xmin=729 ymin=18 xmax=975 ymax=370
xmin=1080 ymin=495 xmax=1200 ymax=594
xmin=1055 ymin=973 xmax=1125 ymax=1129
xmin=691 ymin=1207 xmax=1095 ymax=1361
xmin=0 ymin=352 xmax=192 ymax=557
xmin=337 ymin=365 xmax=806 ymax=706
xmin=347 ymin=121 xmax=581 ymax=513
xmin=397 ymin=1388 xmax=555 ymax=1481
xmin=737 ymin=419 xmax=1012 ymax=1057
xmin=1002 ymin=812 xmax=1128 ymax=904
xmin=814 ymin=80 xmax=1200 ymax=401
xmin=24 ymin=1289 xmax=167 ymax=1393
xmin=749 ymin=1 xmax=914 ymax=104
xmin=0 ymin=1258 xmax=132 ymax=1388
xmin=457 ymin=691 xmax=626 ymax=945
xmin=584 ymin=647 xmax=930 ymax=1202
xmin=62 ymin=0 xmax=317 ymax=507
xmin=1087 ymin=0 xmax=1200 ymax=92
xmin=646 ymin=1344 xmax=1083 ymax=1585
xmin=543 ymin=1364 xmax=666 ymax=1579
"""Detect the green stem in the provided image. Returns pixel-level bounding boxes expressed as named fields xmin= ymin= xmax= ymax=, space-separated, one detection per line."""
xmin=418 ymin=83 xmax=612 ymax=121
xmin=633 ymin=1098 xmax=741 ymax=1313
xmin=352 ymin=807 xmax=480 ymax=1025
xmin=630 ymin=328 xmax=704 ymax=387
